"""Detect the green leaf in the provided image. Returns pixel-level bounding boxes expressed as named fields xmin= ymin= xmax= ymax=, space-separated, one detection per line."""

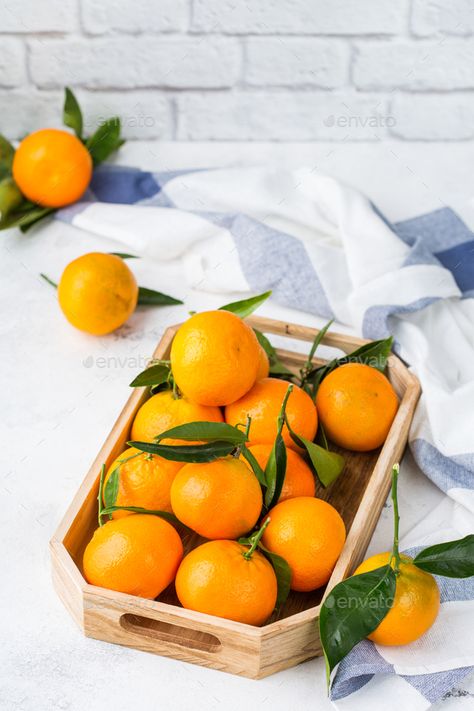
xmin=341 ymin=337 xmax=393 ymax=373
xmin=137 ymin=286 xmax=183 ymax=306
xmin=240 ymin=444 xmax=266 ymax=485
xmin=305 ymin=319 xmax=334 ymax=370
xmin=0 ymin=204 xmax=55 ymax=232
xmin=305 ymin=438 xmax=344 ymax=487
xmin=110 ymin=252 xmax=139 ymax=259
xmin=413 ymin=535 xmax=474 ymax=578
xmin=316 ymin=421 xmax=329 ymax=450
xmin=320 ymin=565 xmax=396 ymax=683
xmin=129 ymin=363 xmax=170 ymax=388
xmin=286 ymin=418 xmax=344 ymax=488
xmin=154 ymin=421 xmax=247 ymax=445
xmin=103 ymin=464 xmax=120 ymax=508
xmin=302 ymin=336 xmax=394 ymax=397
xmin=264 ymin=433 xmax=287 ymax=508
xmin=86 ymin=118 xmax=124 ymax=165
xmin=101 ymin=505 xmax=181 ymax=526
xmin=219 ymin=290 xmax=272 ymax=319
xmin=0 ymin=135 xmax=15 ymax=180
xmin=260 ymin=543 xmax=292 ymax=608
xmin=254 ymin=329 xmax=294 ymax=378
xmin=63 ymin=87 xmax=83 ymax=139
xmin=0 ymin=177 xmax=23 ymax=218
xmin=128 ymin=439 xmax=236 ymax=463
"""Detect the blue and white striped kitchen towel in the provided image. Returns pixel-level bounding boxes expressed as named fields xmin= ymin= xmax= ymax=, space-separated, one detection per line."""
xmin=57 ymin=164 xmax=474 ymax=709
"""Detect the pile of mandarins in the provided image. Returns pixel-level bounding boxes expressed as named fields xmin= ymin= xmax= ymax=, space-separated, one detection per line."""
xmin=83 ymin=309 xmax=399 ymax=626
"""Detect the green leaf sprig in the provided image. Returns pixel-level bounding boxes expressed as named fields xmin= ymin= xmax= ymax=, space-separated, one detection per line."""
xmin=129 ymin=419 xmax=267 ymax=476
xmin=299 ymin=322 xmax=394 ymax=399
xmin=263 ymin=385 xmax=291 ymax=508
xmin=239 ymin=518 xmax=292 ymax=608
xmin=319 ymin=464 xmax=474 ymax=689
xmin=0 ymin=87 xmax=126 ymax=233
xmin=219 ymin=290 xmax=272 ymax=318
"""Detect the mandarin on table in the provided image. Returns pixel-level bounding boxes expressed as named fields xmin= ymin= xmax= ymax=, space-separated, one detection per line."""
xmin=355 ymin=552 xmax=440 ymax=646
xmin=262 ymin=497 xmax=346 ymax=591
xmin=131 ymin=389 xmax=223 ymax=444
xmin=58 ymin=252 xmax=138 ymax=335
xmin=246 ymin=443 xmax=315 ymax=502
xmin=13 ymin=128 xmax=92 ymax=208
xmin=175 ymin=540 xmax=277 ymax=625
xmin=225 ymin=377 xmax=318 ymax=451
xmin=103 ymin=447 xmax=183 ymax=518
xmin=83 ymin=514 xmax=183 ymax=599
xmin=315 ymin=363 xmax=398 ymax=452
xmin=170 ymin=310 xmax=261 ymax=406
xmin=170 ymin=457 xmax=262 ymax=539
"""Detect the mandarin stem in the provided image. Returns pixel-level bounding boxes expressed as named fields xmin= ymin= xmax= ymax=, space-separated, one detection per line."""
xmin=391 ymin=463 xmax=401 ymax=574
xmin=277 ymin=384 xmax=293 ymax=434
xmin=243 ymin=518 xmax=271 ymax=560
xmin=97 ymin=463 xmax=106 ymax=527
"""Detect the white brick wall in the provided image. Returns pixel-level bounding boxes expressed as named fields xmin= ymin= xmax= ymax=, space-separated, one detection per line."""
xmin=0 ymin=0 xmax=472 ymax=141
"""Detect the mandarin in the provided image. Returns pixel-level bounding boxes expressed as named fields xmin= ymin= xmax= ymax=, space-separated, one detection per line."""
xmin=13 ymin=128 xmax=92 ymax=208
xmin=175 ymin=540 xmax=277 ymax=625
xmin=170 ymin=310 xmax=260 ymax=406
xmin=104 ymin=447 xmax=183 ymax=518
xmin=58 ymin=252 xmax=138 ymax=335
xmin=354 ymin=552 xmax=440 ymax=646
xmin=225 ymin=378 xmax=318 ymax=451
xmin=246 ymin=443 xmax=315 ymax=502
xmin=131 ymin=389 xmax=223 ymax=445
xmin=262 ymin=497 xmax=346 ymax=591
xmin=315 ymin=363 xmax=398 ymax=451
xmin=170 ymin=457 xmax=262 ymax=539
xmin=83 ymin=514 xmax=183 ymax=599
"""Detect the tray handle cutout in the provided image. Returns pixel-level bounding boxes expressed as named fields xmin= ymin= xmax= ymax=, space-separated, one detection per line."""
xmin=120 ymin=613 xmax=222 ymax=653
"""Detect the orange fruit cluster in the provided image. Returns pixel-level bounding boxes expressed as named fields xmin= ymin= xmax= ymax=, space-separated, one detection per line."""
xmin=83 ymin=309 xmax=402 ymax=631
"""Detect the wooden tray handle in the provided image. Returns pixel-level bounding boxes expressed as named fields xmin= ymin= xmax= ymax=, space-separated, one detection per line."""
xmin=119 ymin=612 xmax=223 ymax=653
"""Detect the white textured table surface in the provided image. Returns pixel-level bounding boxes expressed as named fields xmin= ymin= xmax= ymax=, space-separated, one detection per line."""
xmin=2 ymin=142 xmax=473 ymax=711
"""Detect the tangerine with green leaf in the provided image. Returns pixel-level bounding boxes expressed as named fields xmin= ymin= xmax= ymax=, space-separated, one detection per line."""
xmin=175 ymin=539 xmax=277 ymax=625
xmin=246 ymin=443 xmax=315 ymax=502
xmin=354 ymin=552 xmax=440 ymax=645
xmin=104 ymin=447 xmax=183 ymax=518
xmin=131 ymin=389 xmax=224 ymax=444
xmin=225 ymin=377 xmax=318 ymax=451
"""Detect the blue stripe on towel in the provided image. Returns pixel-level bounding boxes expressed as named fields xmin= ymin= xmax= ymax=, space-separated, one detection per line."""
xmin=410 ymin=439 xmax=474 ymax=493
xmin=394 ymin=208 xmax=473 ymax=252
xmin=219 ymin=212 xmax=334 ymax=318
xmin=89 ymin=165 xmax=160 ymax=204
xmin=434 ymin=240 xmax=474 ymax=292
xmin=330 ymin=640 xmax=394 ymax=701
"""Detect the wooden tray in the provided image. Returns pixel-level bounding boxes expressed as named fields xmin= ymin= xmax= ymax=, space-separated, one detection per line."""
xmin=51 ymin=316 xmax=420 ymax=679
